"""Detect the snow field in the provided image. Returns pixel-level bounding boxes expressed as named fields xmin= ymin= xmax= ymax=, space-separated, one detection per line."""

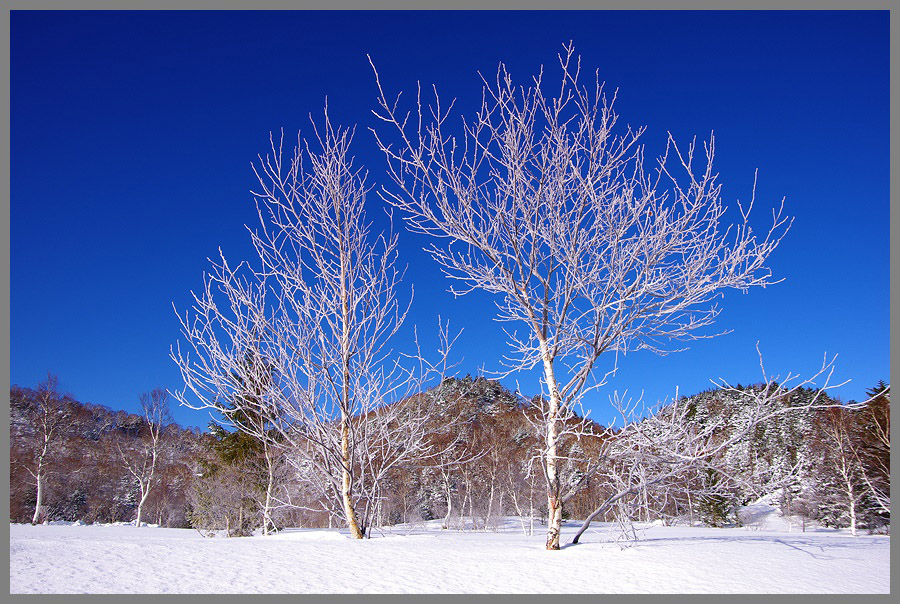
xmin=9 ymin=515 xmax=889 ymax=594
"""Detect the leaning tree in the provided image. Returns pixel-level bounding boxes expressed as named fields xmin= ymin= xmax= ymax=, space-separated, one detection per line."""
xmin=371 ymin=43 xmax=792 ymax=549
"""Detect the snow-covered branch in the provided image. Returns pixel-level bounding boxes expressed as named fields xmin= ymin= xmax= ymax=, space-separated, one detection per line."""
xmin=371 ymin=42 xmax=791 ymax=549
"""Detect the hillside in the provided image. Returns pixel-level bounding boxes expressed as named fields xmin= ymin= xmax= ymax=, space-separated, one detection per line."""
xmin=8 ymin=377 xmax=889 ymax=536
xmin=9 ymin=384 xmax=204 ymax=526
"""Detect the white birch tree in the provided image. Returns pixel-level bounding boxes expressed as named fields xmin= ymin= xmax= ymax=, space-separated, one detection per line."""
xmin=119 ymin=388 xmax=171 ymax=527
xmin=25 ymin=373 xmax=75 ymax=525
xmin=370 ymin=43 xmax=791 ymax=549
xmin=172 ymin=110 xmax=458 ymax=539
xmin=817 ymin=405 xmax=866 ymax=536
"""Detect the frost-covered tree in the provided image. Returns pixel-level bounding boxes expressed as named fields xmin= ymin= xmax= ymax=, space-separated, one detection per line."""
xmin=172 ymin=111 xmax=457 ymax=539
xmin=371 ymin=43 xmax=791 ymax=549
xmin=569 ymin=353 xmax=848 ymax=543
xmin=21 ymin=374 xmax=75 ymax=524
xmin=118 ymin=388 xmax=172 ymax=527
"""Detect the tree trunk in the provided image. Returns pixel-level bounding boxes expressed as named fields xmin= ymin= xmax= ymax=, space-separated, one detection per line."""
xmin=341 ymin=416 xmax=364 ymax=539
xmin=32 ymin=444 xmax=49 ymax=525
xmin=31 ymin=473 xmax=43 ymax=525
xmin=262 ymin=449 xmax=275 ymax=535
xmin=459 ymin=472 xmax=471 ymax=530
xmin=375 ymin=490 xmax=383 ymax=530
xmin=529 ymin=480 xmax=535 ymax=537
xmin=687 ymin=491 xmax=694 ymax=528
xmin=337 ymin=211 xmax=364 ymax=540
xmin=486 ymin=479 xmax=496 ymax=531
xmin=546 ymin=497 xmax=562 ymax=549
xmin=467 ymin=476 xmax=476 ymax=530
xmin=541 ymin=353 xmax=563 ymax=550
xmin=442 ymin=483 xmax=453 ymax=529
xmin=642 ymin=482 xmax=650 ymax=523
xmin=571 ymin=486 xmax=639 ymax=545
xmin=135 ymin=483 xmax=151 ymax=527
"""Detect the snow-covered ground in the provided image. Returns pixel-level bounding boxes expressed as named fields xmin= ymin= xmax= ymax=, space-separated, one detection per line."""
xmin=9 ymin=508 xmax=889 ymax=593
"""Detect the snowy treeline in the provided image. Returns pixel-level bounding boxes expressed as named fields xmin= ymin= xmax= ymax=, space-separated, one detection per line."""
xmin=9 ymin=379 xmax=202 ymax=527
xmin=8 ymin=375 xmax=889 ymax=536
xmin=609 ymin=381 xmax=891 ymax=534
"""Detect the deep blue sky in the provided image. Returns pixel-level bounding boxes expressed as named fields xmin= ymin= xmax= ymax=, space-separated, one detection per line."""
xmin=11 ymin=10 xmax=889 ymax=429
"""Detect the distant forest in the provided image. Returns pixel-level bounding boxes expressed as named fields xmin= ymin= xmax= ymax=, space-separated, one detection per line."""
xmin=9 ymin=375 xmax=889 ymax=536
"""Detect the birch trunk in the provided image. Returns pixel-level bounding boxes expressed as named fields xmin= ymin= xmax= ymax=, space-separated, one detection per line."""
xmin=339 ymin=197 xmax=364 ymax=540
xmin=341 ymin=415 xmax=364 ymax=539
xmin=541 ymin=352 xmax=563 ymax=550
xmin=687 ymin=491 xmax=694 ymax=528
xmin=31 ymin=472 xmax=43 ymax=525
xmin=135 ymin=496 xmax=145 ymax=527
xmin=262 ymin=448 xmax=275 ymax=535
xmin=847 ymin=479 xmax=858 ymax=537
xmin=31 ymin=429 xmax=52 ymax=525
xmin=442 ymin=482 xmax=453 ymax=529
xmin=485 ymin=480 xmax=496 ymax=531
xmin=463 ymin=473 xmax=474 ymax=530
xmin=529 ymin=480 xmax=535 ymax=537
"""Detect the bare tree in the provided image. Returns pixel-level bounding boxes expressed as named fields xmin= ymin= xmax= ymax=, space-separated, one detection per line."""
xmin=504 ymin=455 xmax=540 ymax=536
xmin=569 ymin=350 xmax=850 ymax=544
xmin=370 ymin=43 xmax=791 ymax=549
xmin=24 ymin=373 xmax=75 ymax=524
xmin=172 ymin=110 xmax=457 ymax=539
xmin=119 ymin=388 xmax=172 ymax=527
xmin=816 ymin=405 xmax=868 ymax=536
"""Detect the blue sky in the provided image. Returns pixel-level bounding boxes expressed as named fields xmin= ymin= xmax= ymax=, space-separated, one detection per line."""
xmin=11 ymin=10 xmax=889 ymax=429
